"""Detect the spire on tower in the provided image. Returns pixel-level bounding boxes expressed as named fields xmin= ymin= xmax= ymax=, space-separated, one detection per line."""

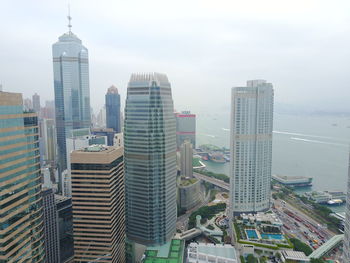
xmin=67 ymin=5 xmax=72 ymax=33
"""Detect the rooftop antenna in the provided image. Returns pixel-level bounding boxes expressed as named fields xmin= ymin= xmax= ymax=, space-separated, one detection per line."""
xmin=67 ymin=4 xmax=72 ymax=33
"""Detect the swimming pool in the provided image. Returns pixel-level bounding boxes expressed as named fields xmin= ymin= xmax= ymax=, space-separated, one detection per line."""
xmin=260 ymin=233 xmax=284 ymax=240
xmin=245 ymin=229 xmax=259 ymax=239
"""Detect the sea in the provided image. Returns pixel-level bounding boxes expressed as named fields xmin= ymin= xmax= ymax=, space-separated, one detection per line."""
xmin=196 ymin=111 xmax=350 ymax=213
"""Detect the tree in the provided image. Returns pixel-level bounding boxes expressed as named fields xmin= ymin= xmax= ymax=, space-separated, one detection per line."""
xmin=246 ymin=254 xmax=258 ymax=263
xmin=289 ymin=238 xmax=313 ymax=256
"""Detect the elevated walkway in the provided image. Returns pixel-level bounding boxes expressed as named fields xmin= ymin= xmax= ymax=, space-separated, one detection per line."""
xmin=308 ymin=234 xmax=344 ymax=259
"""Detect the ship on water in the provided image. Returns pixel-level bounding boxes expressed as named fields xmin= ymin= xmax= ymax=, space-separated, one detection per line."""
xmin=272 ymin=174 xmax=313 ymax=188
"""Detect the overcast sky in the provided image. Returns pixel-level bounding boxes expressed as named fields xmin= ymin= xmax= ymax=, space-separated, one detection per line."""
xmin=1 ymin=0 xmax=350 ymax=113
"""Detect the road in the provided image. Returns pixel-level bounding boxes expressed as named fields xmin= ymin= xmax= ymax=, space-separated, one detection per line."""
xmin=193 ymin=172 xmax=229 ymax=191
xmin=176 ymin=184 xmax=211 ymax=231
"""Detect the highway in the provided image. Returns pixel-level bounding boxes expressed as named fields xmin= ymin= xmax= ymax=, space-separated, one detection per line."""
xmin=193 ymin=172 xmax=229 ymax=191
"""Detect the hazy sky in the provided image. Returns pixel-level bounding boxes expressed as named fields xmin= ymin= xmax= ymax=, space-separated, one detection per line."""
xmin=1 ymin=0 xmax=350 ymax=113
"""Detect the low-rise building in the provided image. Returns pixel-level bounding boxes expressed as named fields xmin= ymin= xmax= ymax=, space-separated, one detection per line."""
xmin=178 ymin=177 xmax=201 ymax=210
xmin=281 ymin=250 xmax=310 ymax=262
xmin=187 ymin=243 xmax=238 ymax=263
xmin=143 ymin=239 xmax=184 ymax=263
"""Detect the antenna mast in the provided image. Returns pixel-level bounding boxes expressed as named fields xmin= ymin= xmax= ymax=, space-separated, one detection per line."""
xmin=67 ymin=4 xmax=72 ymax=33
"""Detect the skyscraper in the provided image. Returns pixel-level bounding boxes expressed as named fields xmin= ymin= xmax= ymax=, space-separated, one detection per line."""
xmin=124 ymin=73 xmax=177 ymax=246
xmin=71 ymin=145 xmax=125 ymax=262
xmin=42 ymin=188 xmax=60 ymax=263
xmin=229 ymin=80 xmax=274 ymax=215
xmin=343 ymin=153 xmax=350 ymax=261
xmin=106 ymin=85 xmax=121 ymax=133
xmin=180 ymin=140 xmax=193 ymax=178
xmin=0 ymin=91 xmax=45 ymax=262
xmin=32 ymin=92 xmax=41 ymax=113
xmin=176 ymin=111 xmax=196 ymax=149
xmin=52 ymin=17 xmax=91 ymax=173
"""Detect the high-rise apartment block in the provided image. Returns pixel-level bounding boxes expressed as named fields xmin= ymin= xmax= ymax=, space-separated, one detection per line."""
xmin=180 ymin=140 xmax=193 ymax=178
xmin=124 ymin=73 xmax=177 ymax=246
xmin=229 ymin=80 xmax=274 ymax=215
xmin=32 ymin=92 xmax=41 ymax=113
xmin=0 ymin=91 xmax=45 ymax=262
xmin=71 ymin=145 xmax=125 ymax=262
xmin=176 ymin=111 xmax=196 ymax=149
xmin=106 ymin=85 xmax=121 ymax=133
xmin=52 ymin=23 xmax=91 ymax=172
xmin=42 ymin=188 xmax=60 ymax=263
xmin=343 ymin=153 xmax=350 ymax=261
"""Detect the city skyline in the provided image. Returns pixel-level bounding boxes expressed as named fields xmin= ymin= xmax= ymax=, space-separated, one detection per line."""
xmin=1 ymin=2 xmax=350 ymax=262
xmin=1 ymin=1 xmax=350 ymax=113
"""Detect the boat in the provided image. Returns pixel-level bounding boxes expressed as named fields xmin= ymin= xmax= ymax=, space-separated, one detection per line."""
xmin=327 ymin=199 xmax=343 ymax=205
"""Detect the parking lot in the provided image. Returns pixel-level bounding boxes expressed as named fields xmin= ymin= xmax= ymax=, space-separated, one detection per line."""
xmin=272 ymin=199 xmax=333 ymax=250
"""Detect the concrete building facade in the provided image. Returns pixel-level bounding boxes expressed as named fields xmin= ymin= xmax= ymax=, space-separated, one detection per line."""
xmin=229 ymin=80 xmax=274 ymax=215
xmin=124 ymin=73 xmax=177 ymax=246
xmin=180 ymin=139 xmax=193 ymax=178
xmin=71 ymin=145 xmax=125 ymax=262
xmin=0 ymin=92 xmax=45 ymax=262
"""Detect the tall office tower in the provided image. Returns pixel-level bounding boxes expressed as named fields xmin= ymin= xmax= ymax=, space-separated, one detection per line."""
xmin=175 ymin=111 xmax=196 ymax=149
xmin=0 ymin=91 xmax=45 ymax=262
xmin=32 ymin=92 xmax=41 ymax=113
xmin=124 ymin=73 xmax=177 ymax=247
xmin=52 ymin=17 xmax=91 ymax=173
xmin=71 ymin=145 xmax=125 ymax=262
xmin=55 ymin=195 xmax=73 ymax=262
xmin=42 ymin=119 xmax=57 ymax=165
xmin=42 ymin=188 xmax=60 ymax=263
xmin=106 ymin=85 xmax=121 ymax=133
xmin=180 ymin=140 xmax=193 ymax=178
xmin=229 ymin=80 xmax=274 ymax=215
xmin=343 ymin=153 xmax=350 ymax=261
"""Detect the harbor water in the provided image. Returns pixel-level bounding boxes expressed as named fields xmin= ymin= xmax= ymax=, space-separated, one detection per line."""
xmin=197 ymin=111 xmax=350 ymax=212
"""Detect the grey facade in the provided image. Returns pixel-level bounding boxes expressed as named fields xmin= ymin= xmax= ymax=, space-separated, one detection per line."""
xmin=106 ymin=85 xmax=121 ymax=133
xmin=52 ymin=28 xmax=91 ymax=174
xmin=124 ymin=73 xmax=177 ymax=246
xmin=180 ymin=140 xmax=193 ymax=178
xmin=178 ymin=180 xmax=201 ymax=210
xmin=32 ymin=92 xmax=41 ymax=113
xmin=230 ymin=80 xmax=274 ymax=215
xmin=55 ymin=195 xmax=73 ymax=263
xmin=343 ymin=153 xmax=350 ymax=262
xmin=42 ymin=188 xmax=60 ymax=263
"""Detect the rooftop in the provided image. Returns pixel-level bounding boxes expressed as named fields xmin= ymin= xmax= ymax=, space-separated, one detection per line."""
xmin=82 ymin=145 xmax=108 ymax=152
xmin=281 ymin=250 xmax=309 ymax=261
xmin=143 ymin=239 xmax=184 ymax=263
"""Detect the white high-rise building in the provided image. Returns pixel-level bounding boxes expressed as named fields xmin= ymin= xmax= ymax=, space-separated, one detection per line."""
xmin=180 ymin=140 xmax=193 ymax=178
xmin=343 ymin=153 xmax=350 ymax=261
xmin=229 ymin=80 xmax=274 ymax=216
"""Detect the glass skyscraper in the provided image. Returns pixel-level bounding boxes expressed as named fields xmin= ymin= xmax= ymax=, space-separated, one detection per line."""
xmin=124 ymin=73 xmax=177 ymax=246
xmin=52 ymin=26 xmax=91 ymax=172
xmin=229 ymin=80 xmax=274 ymax=215
xmin=106 ymin=85 xmax=121 ymax=133
xmin=0 ymin=91 xmax=45 ymax=262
